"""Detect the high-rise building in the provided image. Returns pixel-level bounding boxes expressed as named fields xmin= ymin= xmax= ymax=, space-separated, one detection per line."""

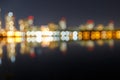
xmin=0 ymin=8 xmax=2 ymax=29
xmin=59 ymin=17 xmax=67 ymax=30
xmin=86 ymin=20 xmax=94 ymax=30
xmin=28 ymin=16 xmax=34 ymax=26
xmin=108 ymin=20 xmax=114 ymax=30
xmin=5 ymin=12 xmax=15 ymax=31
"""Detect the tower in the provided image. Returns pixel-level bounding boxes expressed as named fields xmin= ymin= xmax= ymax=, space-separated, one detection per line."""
xmin=108 ymin=20 xmax=114 ymax=30
xmin=86 ymin=20 xmax=94 ymax=30
xmin=59 ymin=17 xmax=67 ymax=30
xmin=5 ymin=12 xmax=15 ymax=31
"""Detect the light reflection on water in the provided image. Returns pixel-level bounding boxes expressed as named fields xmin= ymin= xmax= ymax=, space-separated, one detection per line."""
xmin=0 ymin=37 xmax=120 ymax=79
xmin=0 ymin=37 xmax=115 ymax=65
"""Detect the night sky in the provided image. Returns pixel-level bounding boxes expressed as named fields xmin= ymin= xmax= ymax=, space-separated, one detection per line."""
xmin=0 ymin=0 xmax=120 ymax=27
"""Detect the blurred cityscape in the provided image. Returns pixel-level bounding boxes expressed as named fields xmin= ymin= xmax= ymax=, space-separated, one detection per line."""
xmin=0 ymin=10 xmax=120 ymax=65
xmin=0 ymin=10 xmax=120 ymax=39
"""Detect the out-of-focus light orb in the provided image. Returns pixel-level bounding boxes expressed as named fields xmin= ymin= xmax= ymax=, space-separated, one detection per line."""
xmin=11 ymin=56 xmax=15 ymax=63
xmin=96 ymin=40 xmax=104 ymax=46
xmin=36 ymin=37 xmax=42 ymax=43
xmin=116 ymin=31 xmax=120 ymax=39
xmin=8 ymin=12 xmax=13 ymax=17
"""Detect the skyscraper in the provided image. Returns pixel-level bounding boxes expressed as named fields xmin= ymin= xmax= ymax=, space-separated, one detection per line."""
xmin=108 ymin=20 xmax=114 ymax=30
xmin=59 ymin=17 xmax=67 ymax=30
xmin=0 ymin=8 xmax=2 ymax=29
xmin=5 ymin=12 xmax=15 ymax=31
xmin=86 ymin=20 xmax=94 ymax=30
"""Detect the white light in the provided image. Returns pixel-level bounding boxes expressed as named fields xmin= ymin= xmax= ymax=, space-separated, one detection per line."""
xmin=53 ymin=37 xmax=60 ymax=41
xmin=73 ymin=31 xmax=78 ymax=41
xmin=36 ymin=37 xmax=42 ymax=43
xmin=73 ymin=36 xmax=78 ymax=41
xmin=65 ymin=31 xmax=70 ymax=35
xmin=11 ymin=56 xmax=15 ymax=63
xmin=65 ymin=37 xmax=70 ymax=41
xmin=27 ymin=37 xmax=36 ymax=43
xmin=8 ymin=12 xmax=13 ymax=17
xmin=61 ymin=36 xmax=66 ymax=41
xmin=35 ymin=31 xmax=42 ymax=37
xmin=73 ymin=31 xmax=78 ymax=35
xmin=26 ymin=31 xmax=31 ymax=36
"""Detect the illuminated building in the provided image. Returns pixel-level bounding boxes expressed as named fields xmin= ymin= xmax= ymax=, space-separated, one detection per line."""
xmin=115 ymin=31 xmax=120 ymax=39
xmin=95 ymin=24 xmax=104 ymax=31
xmin=48 ymin=23 xmax=58 ymax=31
xmin=59 ymin=17 xmax=67 ymax=30
xmin=0 ymin=8 xmax=2 ymax=30
xmin=28 ymin=16 xmax=34 ymax=26
xmin=79 ymin=25 xmax=86 ymax=31
xmin=86 ymin=20 xmax=94 ymax=30
xmin=19 ymin=19 xmax=25 ymax=31
xmin=5 ymin=12 xmax=16 ymax=31
xmin=78 ymin=32 xmax=82 ymax=40
xmin=91 ymin=31 xmax=101 ymax=40
xmin=108 ymin=20 xmax=114 ymax=30
xmin=82 ymin=31 xmax=90 ymax=40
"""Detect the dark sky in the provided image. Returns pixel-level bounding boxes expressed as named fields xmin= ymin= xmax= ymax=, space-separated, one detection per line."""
xmin=0 ymin=0 xmax=120 ymax=27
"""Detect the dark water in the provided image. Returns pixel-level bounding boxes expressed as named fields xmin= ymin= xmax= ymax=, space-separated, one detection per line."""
xmin=0 ymin=40 xmax=120 ymax=79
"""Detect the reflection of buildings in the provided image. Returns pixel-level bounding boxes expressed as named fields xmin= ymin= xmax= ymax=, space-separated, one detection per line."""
xmin=0 ymin=44 xmax=3 ymax=65
xmin=60 ymin=42 xmax=67 ymax=54
xmin=0 ymin=36 xmax=116 ymax=65
xmin=6 ymin=39 xmax=16 ymax=63
xmin=86 ymin=20 xmax=94 ymax=30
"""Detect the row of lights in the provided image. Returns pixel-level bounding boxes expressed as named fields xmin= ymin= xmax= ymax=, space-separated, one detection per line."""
xmin=4 ymin=30 xmax=120 ymax=40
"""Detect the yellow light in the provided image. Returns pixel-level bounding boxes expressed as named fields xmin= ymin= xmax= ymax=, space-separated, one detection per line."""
xmin=7 ymin=31 xmax=14 ymax=37
xmin=95 ymin=31 xmax=101 ymax=39
xmin=15 ymin=38 xmax=22 ymax=43
xmin=14 ymin=31 xmax=22 ymax=37
xmin=106 ymin=31 xmax=113 ymax=39
xmin=116 ymin=31 xmax=120 ymax=39
xmin=101 ymin=31 xmax=107 ymax=39
xmin=96 ymin=40 xmax=104 ymax=46
xmin=78 ymin=32 xmax=82 ymax=40
xmin=91 ymin=31 xmax=96 ymax=40
xmin=82 ymin=31 xmax=90 ymax=40
xmin=91 ymin=31 xmax=100 ymax=40
xmin=7 ymin=37 xmax=15 ymax=43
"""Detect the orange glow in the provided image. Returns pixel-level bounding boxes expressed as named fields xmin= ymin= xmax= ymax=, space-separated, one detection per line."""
xmin=78 ymin=32 xmax=82 ymax=40
xmin=91 ymin=31 xmax=100 ymax=40
xmin=82 ymin=32 xmax=90 ymax=40
xmin=101 ymin=31 xmax=107 ymax=39
xmin=106 ymin=31 xmax=113 ymax=39
xmin=115 ymin=31 xmax=120 ymax=39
